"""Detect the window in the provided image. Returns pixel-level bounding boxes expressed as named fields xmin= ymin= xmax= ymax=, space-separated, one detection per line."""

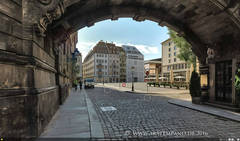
xmin=174 ymin=52 xmax=176 ymax=56
xmin=169 ymin=42 xmax=171 ymax=46
xmin=134 ymin=61 xmax=137 ymax=65
xmin=169 ymin=48 xmax=171 ymax=52
xmin=174 ymin=58 xmax=177 ymax=62
xmin=169 ymin=54 xmax=171 ymax=58
xmin=168 ymin=59 xmax=171 ymax=63
xmin=174 ymin=46 xmax=177 ymax=50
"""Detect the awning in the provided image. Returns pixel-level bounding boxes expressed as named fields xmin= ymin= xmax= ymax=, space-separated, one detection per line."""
xmin=159 ymin=77 xmax=167 ymax=79
xmin=174 ymin=76 xmax=185 ymax=79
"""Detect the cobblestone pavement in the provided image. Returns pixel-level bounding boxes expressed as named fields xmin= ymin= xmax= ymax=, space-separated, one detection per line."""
xmin=85 ymin=87 xmax=240 ymax=140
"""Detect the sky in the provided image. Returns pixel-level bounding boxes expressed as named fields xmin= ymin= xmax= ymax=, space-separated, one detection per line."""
xmin=76 ymin=18 xmax=170 ymax=60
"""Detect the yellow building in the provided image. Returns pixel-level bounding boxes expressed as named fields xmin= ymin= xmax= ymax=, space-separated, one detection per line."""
xmin=144 ymin=58 xmax=162 ymax=82
xmin=161 ymin=38 xmax=192 ymax=82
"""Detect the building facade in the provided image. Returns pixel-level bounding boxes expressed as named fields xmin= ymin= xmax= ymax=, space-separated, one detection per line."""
xmin=83 ymin=50 xmax=95 ymax=81
xmin=161 ymin=38 xmax=192 ymax=82
xmin=73 ymin=49 xmax=83 ymax=81
xmin=122 ymin=45 xmax=144 ymax=82
xmin=144 ymin=58 xmax=162 ymax=82
xmin=119 ymin=47 xmax=127 ymax=82
xmin=83 ymin=41 xmax=127 ymax=83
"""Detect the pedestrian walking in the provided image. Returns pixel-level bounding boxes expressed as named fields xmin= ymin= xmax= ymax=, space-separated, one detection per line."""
xmin=79 ymin=80 xmax=82 ymax=90
xmin=74 ymin=80 xmax=78 ymax=91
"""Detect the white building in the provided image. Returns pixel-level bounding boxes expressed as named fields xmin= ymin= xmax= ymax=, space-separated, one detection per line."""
xmin=122 ymin=45 xmax=144 ymax=82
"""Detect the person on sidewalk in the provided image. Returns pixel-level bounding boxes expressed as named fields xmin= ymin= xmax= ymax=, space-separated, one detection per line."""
xmin=79 ymin=80 xmax=82 ymax=90
xmin=74 ymin=79 xmax=78 ymax=91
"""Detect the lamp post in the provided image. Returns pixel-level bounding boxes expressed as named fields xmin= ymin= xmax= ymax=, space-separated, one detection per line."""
xmin=131 ymin=66 xmax=135 ymax=92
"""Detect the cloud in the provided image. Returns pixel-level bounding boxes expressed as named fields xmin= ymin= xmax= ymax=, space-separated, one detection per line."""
xmin=115 ymin=42 xmax=160 ymax=55
xmin=76 ymin=41 xmax=96 ymax=60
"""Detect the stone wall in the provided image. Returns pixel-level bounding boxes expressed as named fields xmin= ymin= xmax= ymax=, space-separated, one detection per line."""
xmin=0 ymin=0 xmax=77 ymax=138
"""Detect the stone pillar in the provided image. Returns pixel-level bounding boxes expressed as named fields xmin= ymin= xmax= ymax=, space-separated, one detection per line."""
xmin=208 ymin=63 xmax=215 ymax=102
xmin=199 ymin=64 xmax=209 ymax=102
xmin=155 ymin=65 xmax=159 ymax=83
xmin=232 ymin=58 xmax=237 ymax=105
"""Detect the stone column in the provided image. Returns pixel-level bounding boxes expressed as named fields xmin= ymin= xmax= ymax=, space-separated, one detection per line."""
xmin=208 ymin=63 xmax=215 ymax=102
xmin=232 ymin=58 xmax=237 ymax=105
xmin=199 ymin=64 xmax=209 ymax=102
xmin=155 ymin=65 xmax=159 ymax=83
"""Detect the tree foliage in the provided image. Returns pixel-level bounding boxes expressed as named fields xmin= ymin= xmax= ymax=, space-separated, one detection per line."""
xmin=168 ymin=29 xmax=196 ymax=69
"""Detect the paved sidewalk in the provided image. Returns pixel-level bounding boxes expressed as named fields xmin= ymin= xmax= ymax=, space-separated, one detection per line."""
xmin=98 ymin=83 xmax=191 ymax=101
xmin=38 ymin=89 xmax=104 ymax=139
xmin=169 ymin=99 xmax=240 ymax=122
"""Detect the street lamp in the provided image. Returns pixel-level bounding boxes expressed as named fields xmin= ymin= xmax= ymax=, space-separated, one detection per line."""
xmin=131 ymin=66 xmax=135 ymax=92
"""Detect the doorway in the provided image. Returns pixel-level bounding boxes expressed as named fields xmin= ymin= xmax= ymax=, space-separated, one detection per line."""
xmin=215 ymin=60 xmax=232 ymax=103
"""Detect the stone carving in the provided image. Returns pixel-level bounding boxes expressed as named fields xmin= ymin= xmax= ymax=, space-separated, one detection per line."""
xmin=35 ymin=2 xmax=65 ymax=37
xmin=206 ymin=48 xmax=215 ymax=64
xmin=207 ymin=48 xmax=215 ymax=59
xmin=8 ymin=37 xmax=17 ymax=50
xmin=38 ymin=0 xmax=52 ymax=5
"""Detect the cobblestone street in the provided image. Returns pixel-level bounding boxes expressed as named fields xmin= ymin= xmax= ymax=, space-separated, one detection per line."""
xmin=86 ymin=86 xmax=240 ymax=139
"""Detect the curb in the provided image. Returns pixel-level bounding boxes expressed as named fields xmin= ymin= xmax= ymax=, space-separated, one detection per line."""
xmin=83 ymin=89 xmax=105 ymax=138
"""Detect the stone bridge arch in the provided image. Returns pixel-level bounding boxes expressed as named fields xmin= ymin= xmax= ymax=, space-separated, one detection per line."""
xmin=37 ymin=0 xmax=240 ymax=62
xmin=0 ymin=0 xmax=240 ymax=138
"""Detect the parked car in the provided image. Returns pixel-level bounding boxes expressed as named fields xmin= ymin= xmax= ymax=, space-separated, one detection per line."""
xmin=84 ymin=78 xmax=95 ymax=89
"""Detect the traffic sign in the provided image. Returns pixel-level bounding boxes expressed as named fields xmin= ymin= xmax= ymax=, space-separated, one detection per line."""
xmin=146 ymin=71 xmax=149 ymax=76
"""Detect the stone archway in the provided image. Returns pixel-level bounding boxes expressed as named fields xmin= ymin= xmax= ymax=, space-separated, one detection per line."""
xmin=39 ymin=0 xmax=240 ymax=62
xmin=0 ymin=0 xmax=240 ymax=138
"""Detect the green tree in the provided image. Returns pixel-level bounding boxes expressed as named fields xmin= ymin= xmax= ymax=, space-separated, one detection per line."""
xmin=168 ymin=29 xmax=196 ymax=70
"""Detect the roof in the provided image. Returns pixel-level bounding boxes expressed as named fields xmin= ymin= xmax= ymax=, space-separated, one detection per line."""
xmin=144 ymin=58 xmax=162 ymax=64
xmin=161 ymin=38 xmax=171 ymax=45
xmin=150 ymin=58 xmax=162 ymax=61
xmin=83 ymin=41 xmax=124 ymax=63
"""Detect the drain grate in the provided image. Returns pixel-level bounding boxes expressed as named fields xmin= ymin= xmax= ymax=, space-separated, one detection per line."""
xmin=100 ymin=106 xmax=117 ymax=111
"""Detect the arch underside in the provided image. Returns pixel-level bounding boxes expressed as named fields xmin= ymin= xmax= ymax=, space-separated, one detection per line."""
xmin=50 ymin=0 xmax=240 ymax=63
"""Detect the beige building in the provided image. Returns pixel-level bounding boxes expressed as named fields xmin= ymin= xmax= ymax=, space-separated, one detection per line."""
xmin=119 ymin=47 xmax=127 ymax=82
xmin=161 ymin=38 xmax=192 ymax=82
xmin=144 ymin=58 xmax=162 ymax=82
xmin=83 ymin=41 xmax=126 ymax=83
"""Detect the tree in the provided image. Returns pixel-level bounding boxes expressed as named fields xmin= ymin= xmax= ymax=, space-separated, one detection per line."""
xmin=168 ymin=29 xmax=196 ymax=70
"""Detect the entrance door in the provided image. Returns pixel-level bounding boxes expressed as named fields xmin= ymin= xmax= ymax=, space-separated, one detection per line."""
xmin=215 ymin=60 xmax=232 ymax=103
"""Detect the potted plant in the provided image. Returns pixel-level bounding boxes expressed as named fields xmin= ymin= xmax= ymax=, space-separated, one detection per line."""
xmin=189 ymin=70 xmax=201 ymax=104
xmin=235 ymin=67 xmax=240 ymax=107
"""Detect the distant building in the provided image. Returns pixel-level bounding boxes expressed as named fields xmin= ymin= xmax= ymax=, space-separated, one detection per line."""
xmin=122 ymin=45 xmax=144 ymax=82
xmin=74 ymin=49 xmax=82 ymax=81
xmin=144 ymin=58 xmax=162 ymax=82
xmin=83 ymin=41 xmax=126 ymax=83
xmin=119 ymin=47 xmax=127 ymax=82
xmin=161 ymin=38 xmax=192 ymax=82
